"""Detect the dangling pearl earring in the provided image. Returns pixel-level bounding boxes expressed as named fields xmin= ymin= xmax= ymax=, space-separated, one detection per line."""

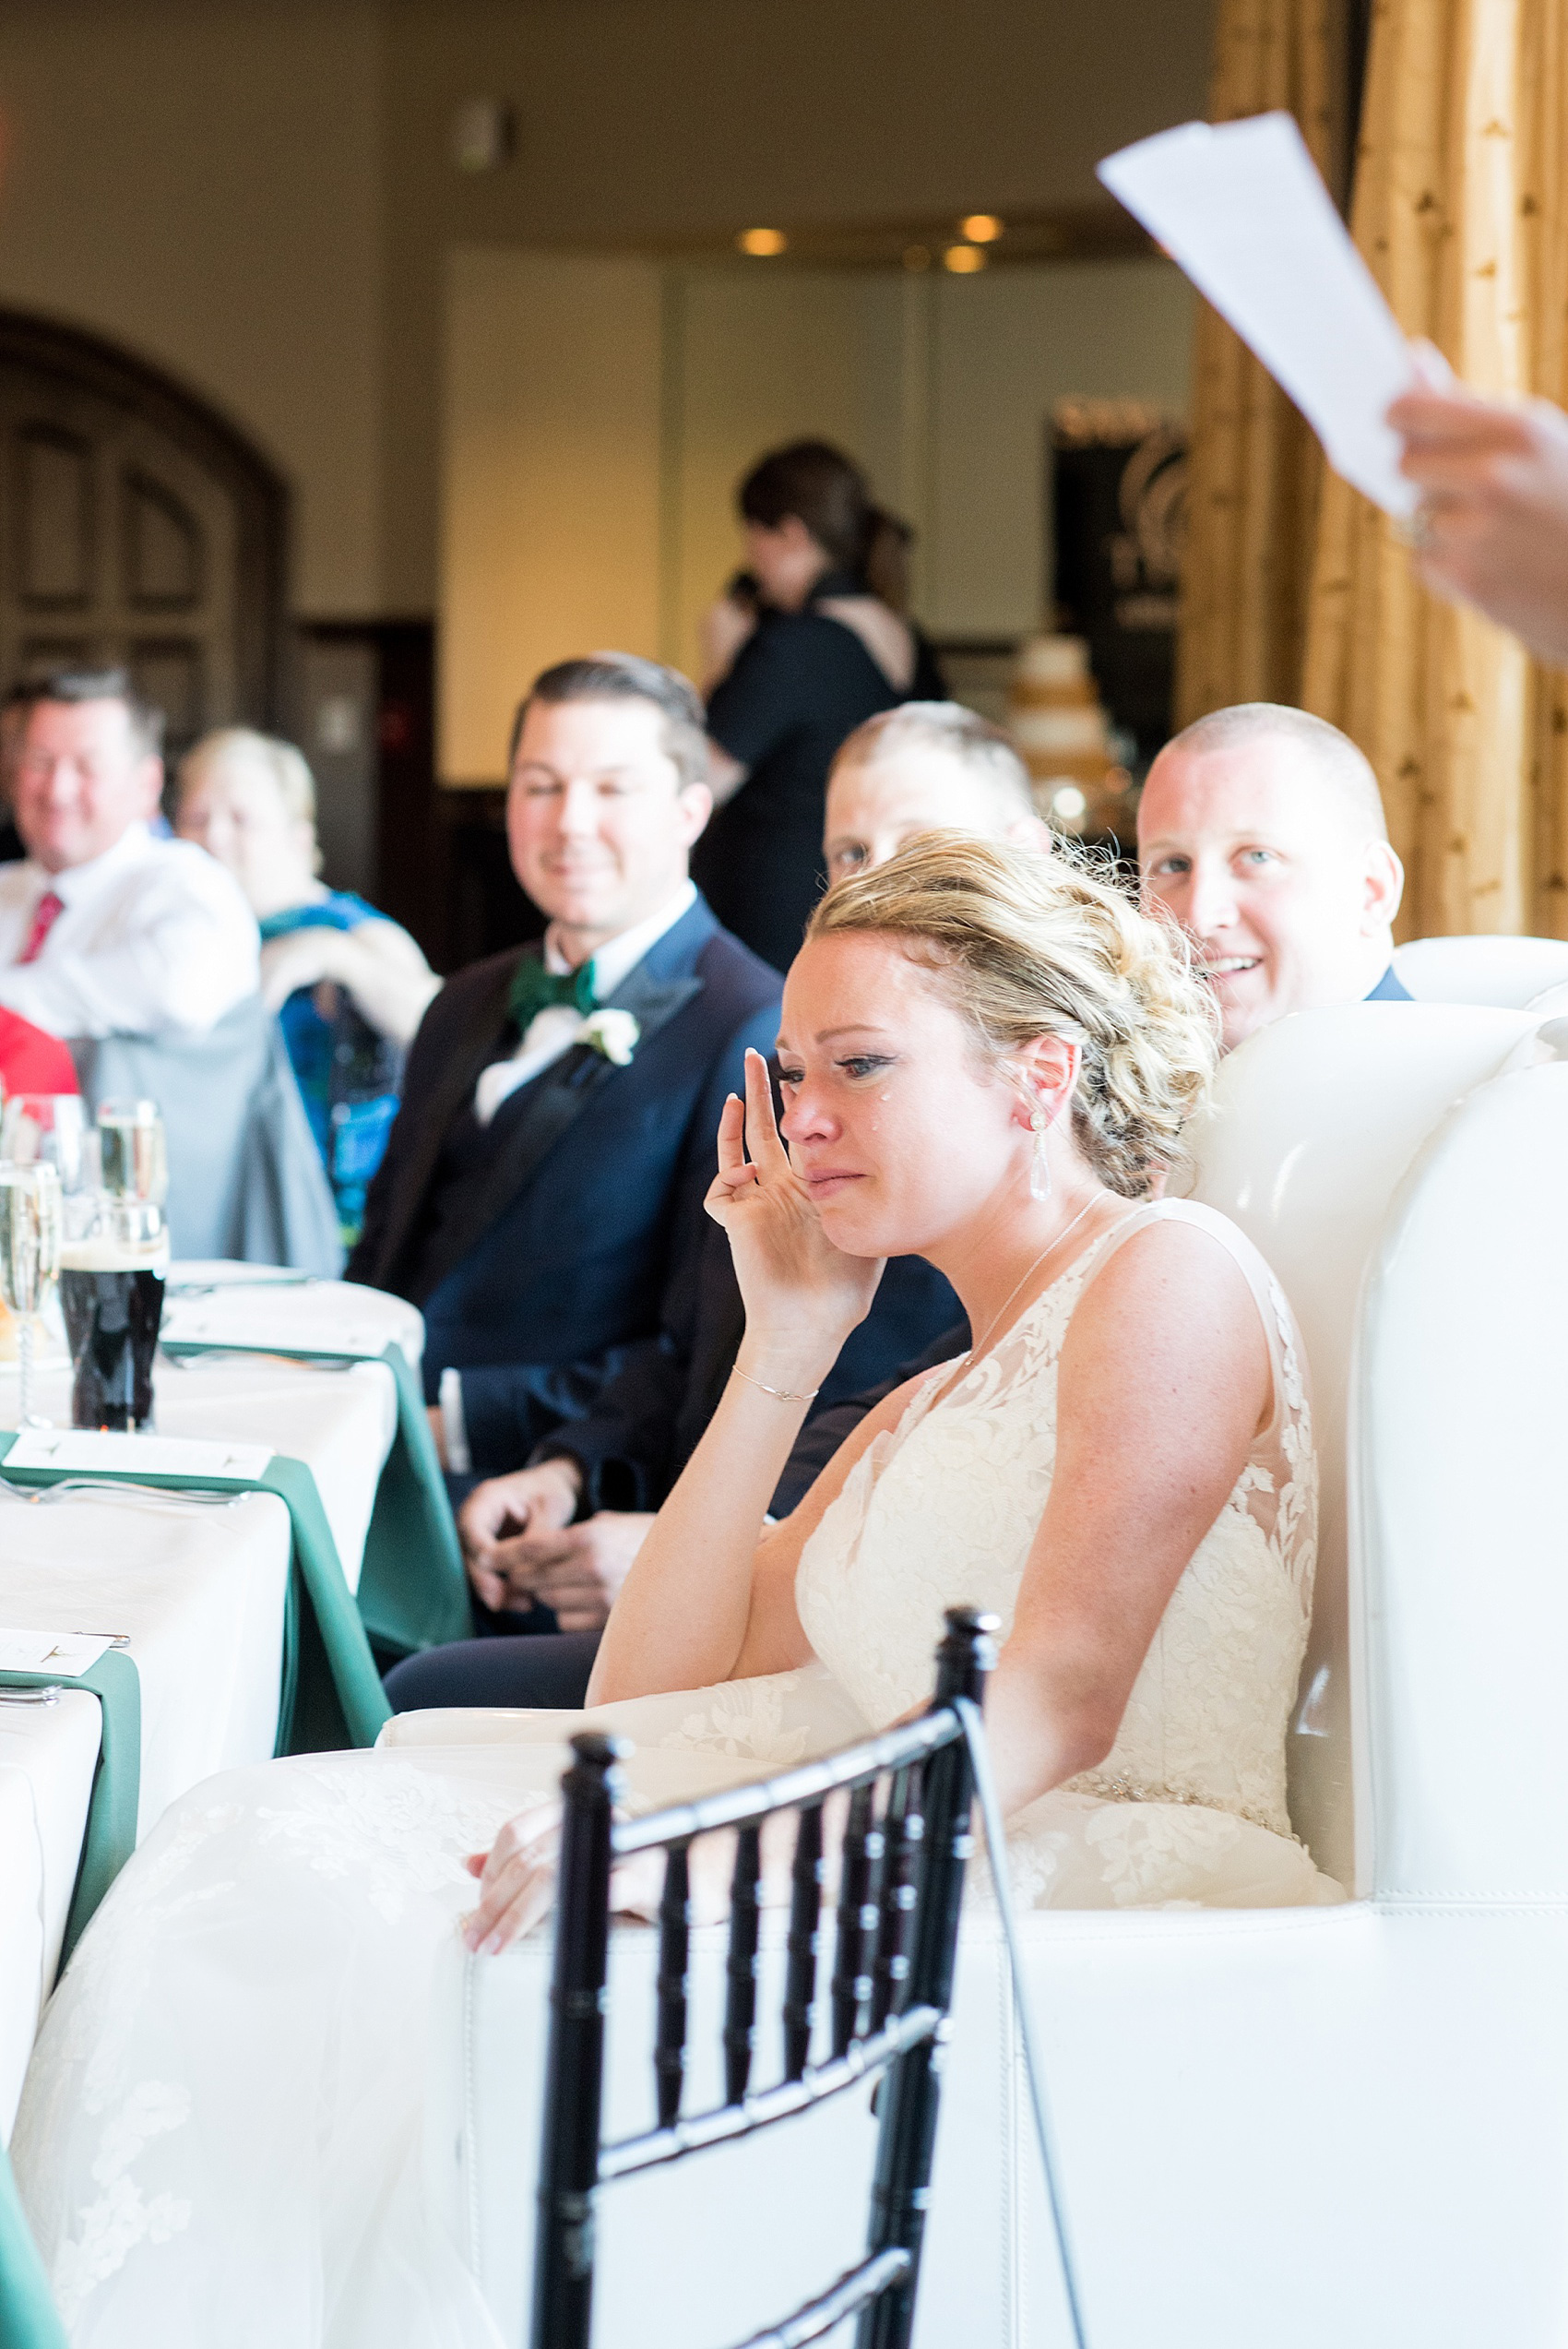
xmin=1030 ymin=1106 xmax=1052 ymax=1201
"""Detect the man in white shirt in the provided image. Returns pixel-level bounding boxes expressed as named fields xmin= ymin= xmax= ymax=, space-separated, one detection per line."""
xmin=0 ymin=670 xmax=258 ymax=1040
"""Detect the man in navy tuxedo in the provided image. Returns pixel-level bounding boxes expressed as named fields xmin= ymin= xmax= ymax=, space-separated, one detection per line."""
xmin=349 ymin=653 xmax=782 ymax=1473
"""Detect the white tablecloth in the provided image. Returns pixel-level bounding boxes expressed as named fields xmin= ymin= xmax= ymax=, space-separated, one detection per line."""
xmin=0 ymin=1691 xmax=100 ymax=2139
xmin=0 ymin=1292 xmax=410 ymax=2138
xmin=162 ymin=1265 xmax=424 ymax=1367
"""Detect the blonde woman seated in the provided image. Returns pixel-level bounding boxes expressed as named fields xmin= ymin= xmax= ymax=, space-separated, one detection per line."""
xmin=16 ymin=838 xmax=1337 ymax=2345
xmin=176 ymin=729 xmax=439 ymax=1246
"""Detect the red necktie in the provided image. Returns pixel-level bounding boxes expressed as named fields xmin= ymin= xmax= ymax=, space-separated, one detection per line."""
xmin=17 ymin=890 xmax=64 ymax=966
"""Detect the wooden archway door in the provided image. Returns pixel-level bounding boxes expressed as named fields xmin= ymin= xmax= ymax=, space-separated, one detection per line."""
xmin=0 ymin=309 xmax=287 ymax=754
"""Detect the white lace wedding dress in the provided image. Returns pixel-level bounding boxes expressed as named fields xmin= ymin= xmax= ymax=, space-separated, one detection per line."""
xmin=13 ymin=1199 xmax=1338 ymax=2345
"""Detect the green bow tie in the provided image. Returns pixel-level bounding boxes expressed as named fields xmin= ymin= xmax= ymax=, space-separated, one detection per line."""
xmin=507 ymin=955 xmax=598 ymax=1031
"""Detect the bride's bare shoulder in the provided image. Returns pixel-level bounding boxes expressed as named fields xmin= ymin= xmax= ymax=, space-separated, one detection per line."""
xmin=1063 ymin=1210 xmax=1270 ymax=1418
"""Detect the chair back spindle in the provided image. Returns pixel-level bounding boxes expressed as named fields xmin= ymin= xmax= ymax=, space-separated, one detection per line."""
xmin=723 ymin=1823 xmax=764 ymax=2103
xmin=831 ymin=1783 xmax=878 ymax=2057
xmin=869 ymin=1768 xmax=920 ymax=2034
xmin=653 ymin=1843 xmax=690 ymax=2130
xmin=783 ymin=1803 xmax=825 ymax=2081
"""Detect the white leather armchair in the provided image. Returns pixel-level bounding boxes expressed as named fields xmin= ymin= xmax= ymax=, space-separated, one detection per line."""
xmin=447 ymin=1001 xmax=1568 ymax=2347
xmin=1394 ymin=930 xmax=1568 ymax=1008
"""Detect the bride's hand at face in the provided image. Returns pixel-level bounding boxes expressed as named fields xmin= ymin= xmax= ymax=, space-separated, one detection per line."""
xmin=706 ymin=1047 xmax=884 ymax=1373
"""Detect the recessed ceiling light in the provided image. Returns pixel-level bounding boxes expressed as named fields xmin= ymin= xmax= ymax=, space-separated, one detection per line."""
xmin=1051 ymin=784 xmax=1088 ymax=822
xmin=738 ymin=227 xmax=788 ymax=257
xmin=959 ymin=213 xmax=1004 ymax=244
xmin=944 ymin=244 xmax=987 ymax=274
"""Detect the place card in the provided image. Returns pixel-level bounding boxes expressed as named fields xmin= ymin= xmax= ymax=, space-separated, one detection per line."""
xmin=160 ymin=1306 xmax=388 ymax=1359
xmin=6 ymin=1430 xmax=274 ymax=1482
xmin=166 ymin=1262 xmax=322 ymax=1290
xmin=0 ymin=1628 xmax=116 ymax=1675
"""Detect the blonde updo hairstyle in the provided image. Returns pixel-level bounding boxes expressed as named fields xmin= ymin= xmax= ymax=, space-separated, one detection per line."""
xmin=805 ymin=832 xmax=1219 ymax=1198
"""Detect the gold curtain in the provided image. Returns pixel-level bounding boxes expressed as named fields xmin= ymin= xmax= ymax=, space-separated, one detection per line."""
xmin=1174 ymin=0 xmax=1344 ymax=724
xmin=1301 ymin=0 xmax=1568 ymax=937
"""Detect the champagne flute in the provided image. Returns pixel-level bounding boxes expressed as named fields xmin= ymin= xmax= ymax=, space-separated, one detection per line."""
xmin=97 ymin=1100 xmax=169 ymax=1205
xmin=2 ymin=1101 xmax=92 ymax=1353
xmin=0 ymin=1095 xmax=89 ymax=1192
xmin=0 ymin=1162 xmax=64 ymax=1427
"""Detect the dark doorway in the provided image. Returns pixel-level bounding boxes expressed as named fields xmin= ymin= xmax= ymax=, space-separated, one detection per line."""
xmin=289 ymin=617 xmax=455 ymax=971
xmin=0 ymin=308 xmax=288 ymax=758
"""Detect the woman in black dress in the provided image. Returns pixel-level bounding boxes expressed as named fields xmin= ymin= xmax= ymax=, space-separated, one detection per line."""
xmin=697 ymin=441 xmax=927 ymax=972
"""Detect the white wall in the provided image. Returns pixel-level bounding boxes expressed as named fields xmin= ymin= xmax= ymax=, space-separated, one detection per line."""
xmin=441 ymin=250 xmax=1194 ymax=781
xmin=0 ymin=0 xmax=386 ymax=615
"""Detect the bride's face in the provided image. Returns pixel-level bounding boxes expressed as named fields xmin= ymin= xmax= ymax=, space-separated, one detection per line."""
xmin=777 ymin=932 xmax=1036 ymax=1258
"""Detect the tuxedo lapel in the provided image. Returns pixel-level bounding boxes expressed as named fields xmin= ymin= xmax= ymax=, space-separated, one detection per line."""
xmin=378 ymin=955 xmax=522 ymax=1279
xmin=409 ymin=924 xmax=710 ymax=1299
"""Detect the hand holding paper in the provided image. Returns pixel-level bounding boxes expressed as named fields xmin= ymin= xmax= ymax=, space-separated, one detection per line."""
xmin=1098 ymin=112 xmax=1418 ymax=517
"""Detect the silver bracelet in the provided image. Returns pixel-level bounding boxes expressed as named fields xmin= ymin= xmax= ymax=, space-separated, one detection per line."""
xmin=732 ymin=1365 xmax=819 ymax=1404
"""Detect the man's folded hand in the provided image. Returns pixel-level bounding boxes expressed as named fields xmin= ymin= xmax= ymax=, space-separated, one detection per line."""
xmin=489 ymin=1512 xmax=656 ymax=1632
xmin=457 ymin=1459 xmax=584 ymax=1614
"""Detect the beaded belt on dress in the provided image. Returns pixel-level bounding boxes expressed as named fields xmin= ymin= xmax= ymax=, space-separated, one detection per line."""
xmin=1069 ymin=1766 xmax=1291 ymax=1842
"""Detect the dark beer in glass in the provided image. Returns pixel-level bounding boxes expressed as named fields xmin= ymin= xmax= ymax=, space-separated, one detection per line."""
xmin=61 ymin=1208 xmax=168 ymax=1432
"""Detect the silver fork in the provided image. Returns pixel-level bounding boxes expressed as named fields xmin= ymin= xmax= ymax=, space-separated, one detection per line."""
xmin=159 ymin=1346 xmax=358 ymax=1374
xmin=0 ymin=1476 xmax=247 ymax=1512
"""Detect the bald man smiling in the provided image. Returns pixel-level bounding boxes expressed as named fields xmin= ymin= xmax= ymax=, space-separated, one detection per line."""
xmin=1136 ymin=703 xmax=1409 ymax=1054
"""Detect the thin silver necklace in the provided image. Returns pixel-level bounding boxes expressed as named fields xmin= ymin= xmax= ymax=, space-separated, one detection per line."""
xmin=963 ymin=1191 xmax=1102 ymax=1372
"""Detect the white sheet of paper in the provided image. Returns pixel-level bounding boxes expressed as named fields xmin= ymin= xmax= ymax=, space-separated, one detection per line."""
xmin=0 ymin=1628 xmax=115 ymax=1675
xmin=6 ymin=1430 xmax=274 ymax=1482
xmin=1098 ymin=112 xmax=1418 ymax=516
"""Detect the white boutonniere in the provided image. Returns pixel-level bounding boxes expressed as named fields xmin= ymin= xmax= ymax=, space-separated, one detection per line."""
xmin=578 ymin=1008 xmax=640 ymax=1066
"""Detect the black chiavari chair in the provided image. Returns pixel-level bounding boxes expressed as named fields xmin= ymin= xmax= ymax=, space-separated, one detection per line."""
xmin=531 ymin=1605 xmax=998 ymax=2349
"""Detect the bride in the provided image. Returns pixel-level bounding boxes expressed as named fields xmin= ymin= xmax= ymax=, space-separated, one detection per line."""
xmin=14 ymin=835 xmax=1338 ymax=2344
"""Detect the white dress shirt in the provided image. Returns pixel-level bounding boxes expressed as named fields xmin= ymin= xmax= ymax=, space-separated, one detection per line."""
xmin=471 ymin=880 xmax=697 ymax=1127
xmin=0 ymin=824 xmax=260 ymax=1041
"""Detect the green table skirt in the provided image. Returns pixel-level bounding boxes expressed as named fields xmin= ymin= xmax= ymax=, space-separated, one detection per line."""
xmin=0 ymin=2138 xmax=65 ymax=2349
xmin=0 ymin=1651 xmax=140 ymax=1973
xmin=0 ymin=1655 xmax=137 ymax=2349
